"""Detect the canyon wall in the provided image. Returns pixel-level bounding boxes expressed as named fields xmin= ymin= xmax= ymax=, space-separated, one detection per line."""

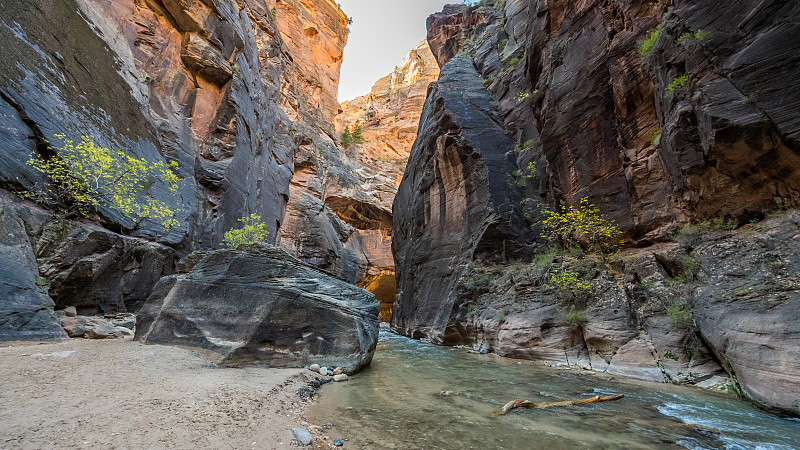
xmin=0 ymin=0 xmax=376 ymax=338
xmin=334 ymin=41 xmax=440 ymax=320
xmin=393 ymin=0 xmax=800 ymax=415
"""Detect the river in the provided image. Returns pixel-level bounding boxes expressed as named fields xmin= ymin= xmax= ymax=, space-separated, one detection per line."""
xmin=308 ymin=331 xmax=800 ymax=449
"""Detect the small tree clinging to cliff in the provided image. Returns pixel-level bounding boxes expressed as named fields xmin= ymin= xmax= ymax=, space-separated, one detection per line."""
xmin=222 ymin=214 xmax=269 ymax=248
xmin=23 ymin=134 xmax=181 ymax=230
xmin=540 ymin=197 xmax=623 ymax=256
xmin=340 ymin=123 xmax=364 ymax=148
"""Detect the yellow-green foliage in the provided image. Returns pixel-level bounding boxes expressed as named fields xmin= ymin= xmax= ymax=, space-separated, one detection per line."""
xmin=222 ymin=214 xmax=269 ymax=248
xmin=664 ymin=75 xmax=689 ymax=98
xmin=24 ymin=134 xmax=181 ymax=229
xmin=677 ymin=29 xmax=710 ymax=45
xmin=651 ymin=128 xmax=662 ymax=147
xmin=638 ymin=25 xmax=663 ymax=63
xmin=549 ymin=269 xmax=592 ymax=293
xmin=526 ymin=161 xmax=537 ymax=178
xmin=541 ymin=197 xmax=624 ymax=255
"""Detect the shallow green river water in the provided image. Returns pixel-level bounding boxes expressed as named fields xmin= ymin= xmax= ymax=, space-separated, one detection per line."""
xmin=308 ymin=331 xmax=800 ymax=449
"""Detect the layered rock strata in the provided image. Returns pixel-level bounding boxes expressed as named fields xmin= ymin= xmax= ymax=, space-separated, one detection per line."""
xmin=0 ymin=0 xmax=376 ymax=339
xmin=282 ymin=41 xmax=440 ymax=320
xmin=392 ymin=0 xmax=800 ymax=415
xmin=136 ymin=245 xmax=380 ymax=373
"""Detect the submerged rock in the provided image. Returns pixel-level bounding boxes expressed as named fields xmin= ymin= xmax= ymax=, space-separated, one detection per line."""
xmin=135 ymin=245 xmax=379 ymax=373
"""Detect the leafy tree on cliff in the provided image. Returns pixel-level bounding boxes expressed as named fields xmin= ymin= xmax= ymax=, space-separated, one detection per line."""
xmin=23 ymin=134 xmax=181 ymax=230
xmin=540 ymin=197 xmax=623 ymax=256
xmin=222 ymin=213 xmax=269 ymax=248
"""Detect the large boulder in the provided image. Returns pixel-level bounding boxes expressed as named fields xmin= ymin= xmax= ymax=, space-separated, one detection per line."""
xmin=0 ymin=196 xmax=67 ymax=342
xmin=690 ymin=212 xmax=800 ymax=416
xmin=135 ymin=245 xmax=379 ymax=373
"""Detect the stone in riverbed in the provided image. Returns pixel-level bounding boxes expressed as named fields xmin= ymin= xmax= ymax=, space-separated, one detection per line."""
xmin=309 ymin=364 xmax=320 ymax=372
xmin=291 ymin=428 xmax=313 ymax=446
xmin=333 ymin=374 xmax=348 ymax=382
xmin=63 ymin=306 xmax=77 ymax=317
xmin=334 ymin=439 xmax=344 ymax=446
xmin=135 ymin=245 xmax=380 ymax=373
xmin=319 ymin=367 xmax=329 ymax=376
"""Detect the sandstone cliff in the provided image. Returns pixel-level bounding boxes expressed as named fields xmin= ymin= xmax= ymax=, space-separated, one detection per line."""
xmin=0 ymin=0 xmax=364 ymax=338
xmin=332 ymin=41 xmax=440 ymax=320
xmin=392 ymin=0 xmax=800 ymax=415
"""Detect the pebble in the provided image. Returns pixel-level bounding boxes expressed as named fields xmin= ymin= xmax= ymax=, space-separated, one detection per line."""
xmin=291 ymin=428 xmax=313 ymax=446
xmin=309 ymin=364 xmax=320 ymax=372
xmin=327 ymin=368 xmax=334 ymax=376
xmin=319 ymin=367 xmax=329 ymax=376
xmin=333 ymin=374 xmax=348 ymax=382
xmin=333 ymin=367 xmax=343 ymax=375
xmin=480 ymin=348 xmax=488 ymax=354
xmin=333 ymin=439 xmax=344 ymax=446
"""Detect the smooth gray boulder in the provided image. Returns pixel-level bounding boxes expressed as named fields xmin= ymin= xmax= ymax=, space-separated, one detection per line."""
xmin=135 ymin=245 xmax=379 ymax=373
xmin=0 ymin=196 xmax=67 ymax=342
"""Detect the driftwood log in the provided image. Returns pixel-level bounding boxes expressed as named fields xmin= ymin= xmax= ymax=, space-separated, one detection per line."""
xmin=492 ymin=394 xmax=625 ymax=416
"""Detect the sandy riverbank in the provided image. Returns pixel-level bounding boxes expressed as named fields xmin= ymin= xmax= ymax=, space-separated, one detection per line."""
xmin=0 ymin=337 xmax=324 ymax=449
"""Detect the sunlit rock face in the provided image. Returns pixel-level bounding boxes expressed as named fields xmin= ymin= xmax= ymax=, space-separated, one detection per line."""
xmin=392 ymin=0 xmax=800 ymax=415
xmin=322 ymin=41 xmax=440 ymax=319
xmin=0 ymin=0 xmax=360 ymax=337
xmin=271 ymin=0 xmax=349 ymax=124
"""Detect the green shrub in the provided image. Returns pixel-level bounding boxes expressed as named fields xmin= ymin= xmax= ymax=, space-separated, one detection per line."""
xmin=526 ymin=161 xmax=537 ymax=178
xmin=682 ymin=256 xmax=699 ymax=280
xmin=563 ymin=309 xmax=587 ymax=328
xmin=508 ymin=57 xmax=519 ymax=66
xmin=664 ymin=75 xmax=689 ymax=98
xmin=549 ymin=269 xmax=592 ymax=293
xmin=663 ymin=349 xmax=679 ymax=361
xmin=651 ymin=128 xmax=662 ymax=147
xmin=515 ymin=92 xmax=530 ymax=102
xmin=541 ymin=197 xmax=624 ymax=256
xmin=222 ymin=213 xmax=269 ymax=248
xmin=638 ymin=25 xmax=663 ymax=63
xmin=666 ymin=302 xmax=693 ymax=329
xmin=23 ymin=134 xmax=181 ymax=230
xmin=678 ymin=29 xmax=710 ymax=45
xmin=533 ymin=247 xmax=559 ymax=268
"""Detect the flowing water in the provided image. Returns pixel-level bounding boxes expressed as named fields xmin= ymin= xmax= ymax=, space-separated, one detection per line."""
xmin=308 ymin=331 xmax=800 ymax=449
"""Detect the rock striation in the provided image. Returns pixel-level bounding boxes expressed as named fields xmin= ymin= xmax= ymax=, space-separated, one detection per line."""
xmin=135 ymin=245 xmax=379 ymax=373
xmin=392 ymin=0 xmax=800 ymax=415
xmin=0 ymin=0 xmax=378 ymax=340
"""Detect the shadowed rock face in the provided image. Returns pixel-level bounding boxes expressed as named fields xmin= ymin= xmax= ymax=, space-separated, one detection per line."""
xmin=135 ymin=245 xmax=380 ymax=373
xmin=0 ymin=0 xmax=357 ymax=337
xmin=0 ymin=196 xmax=67 ymax=342
xmin=328 ymin=41 xmax=440 ymax=319
xmin=393 ymin=0 xmax=800 ymax=415
xmin=392 ymin=53 xmax=531 ymax=343
xmin=690 ymin=212 xmax=800 ymax=415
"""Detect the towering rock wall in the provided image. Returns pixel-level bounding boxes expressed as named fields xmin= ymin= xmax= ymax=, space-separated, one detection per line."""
xmin=393 ymin=0 xmax=800 ymax=415
xmin=0 ymin=0 xmax=355 ymax=337
xmin=332 ymin=41 xmax=440 ymax=320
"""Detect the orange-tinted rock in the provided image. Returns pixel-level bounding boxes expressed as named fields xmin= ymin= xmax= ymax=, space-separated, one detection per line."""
xmin=270 ymin=0 xmax=348 ymax=123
